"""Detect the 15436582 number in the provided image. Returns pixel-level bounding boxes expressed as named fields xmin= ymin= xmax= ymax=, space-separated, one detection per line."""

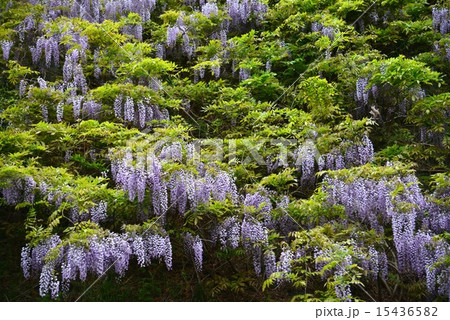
xmin=376 ymin=307 xmax=438 ymax=317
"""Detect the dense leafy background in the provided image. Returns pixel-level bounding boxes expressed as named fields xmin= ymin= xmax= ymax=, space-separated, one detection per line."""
xmin=0 ymin=0 xmax=449 ymax=301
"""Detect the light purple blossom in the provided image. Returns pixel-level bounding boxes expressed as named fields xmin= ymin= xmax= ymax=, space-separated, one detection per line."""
xmin=1 ymin=40 xmax=13 ymax=60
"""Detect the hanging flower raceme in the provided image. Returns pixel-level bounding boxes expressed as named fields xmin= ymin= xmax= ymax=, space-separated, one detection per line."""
xmin=432 ymin=7 xmax=450 ymax=35
xmin=113 ymin=95 xmax=168 ymax=128
xmin=211 ymin=216 xmax=241 ymax=249
xmin=1 ymin=176 xmax=37 ymax=206
xmin=323 ymin=171 xmax=450 ymax=298
xmin=241 ymin=216 xmax=269 ymax=275
xmin=183 ymin=232 xmax=203 ymax=272
xmin=21 ymin=230 xmax=173 ymax=299
xmin=1 ymin=40 xmax=14 ymax=60
xmin=202 ymin=2 xmax=219 ymax=18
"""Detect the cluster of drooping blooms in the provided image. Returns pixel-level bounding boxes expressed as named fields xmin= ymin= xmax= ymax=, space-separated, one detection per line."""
xmin=294 ymin=141 xmax=318 ymax=187
xmin=314 ymin=245 xmax=354 ymax=301
xmin=1 ymin=176 xmax=37 ymax=206
xmin=1 ymin=40 xmax=14 ymax=60
xmin=291 ymin=136 xmax=374 ymax=188
xmin=263 ymin=250 xmax=277 ymax=279
xmin=210 ymin=56 xmax=221 ymax=78
xmin=323 ymin=171 xmax=450 ymax=298
xmin=16 ymin=14 xmax=36 ymax=43
xmin=111 ymin=145 xmax=239 ymax=218
xmin=21 ymin=230 xmax=172 ymax=299
xmin=2 ymin=179 xmax=25 ymax=206
xmin=211 ymin=216 xmax=241 ymax=249
xmin=28 ymin=0 xmax=157 ymax=23
xmin=160 ymin=142 xmax=183 ymax=162
xmin=423 ymin=177 xmax=450 ymax=233
xmin=243 ymin=192 xmax=272 ymax=214
xmin=71 ymin=95 xmax=83 ymax=119
xmin=350 ymin=244 xmax=389 ymax=281
xmin=69 ymin=201 xmax=108 ymax=223
xmin=226 ymin=0 xmax=267 ymax=28
xmin=20 ymin=235 xmax=62 ymax=298
xmin=275 ymin=246 xmax=294 ymax=282
xmin=239 ymin=67 xmax=250 ymax=81
xmin=166 ymin=18 xmax=183 ymax=48
xmin=29 ymin=34 xmax=60 ymax=67
xmin=183 ymin=232 xmax=203 ymax=272
xmin=19 ymin=79 xmax=28 ymax=97
xmin=155 ymin=43 xmax=165 ymax=59
xmin=63 ymin=49 xmax=88 ymax=94
xmin=311 ymin=22 xmax=336 ymax=40
xmin=321 ymin=136 xmax=374 ymax=171
xmin=202 ymin=2 xmax=219 ymax=18
xmin=81 ymin=99 xmax=103 ymax=119
xmin=37 ymin=77 xmax=47 ymax=89
xmin=432 ymin=8 xmax=449 ymax=35
xmin=123 ymin=23 xmax=143 ymax=41
xmin=241 ymin=216 xmax=269 ymax=275
xmin=333 ymin=254 xmax=353 ymax=301
xmin=323 ymin=174 xmax=424 ymax=233
xmin=243 ymin=191 xmax=274 ymax=229
xmin=113 ymin=95 xmax=168 ymax=128
xmin=41 ymin=104 xmax=50 ymax=121
xmin=355 ymin=77 xmax=370 ymax=106
xmin=111 ymin=151 xmax=168 ymax=217
xmin=56 ymin=102 xmax=64 ymax=122
xmin=24 ymin=176 xmax=37 ymax=203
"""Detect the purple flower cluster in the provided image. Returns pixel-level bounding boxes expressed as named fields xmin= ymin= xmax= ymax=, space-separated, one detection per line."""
xmin=315 ymin=245 xmax=354 ymax=301
xmin=111 ymin=147 xmax=239 ymax=218
xmin=276 ymin=246 xmax=293 ymax=282
xmin=113 ymin=95 xmax=168 ymax=128
xmin=263 ymin=249 xmax=276 ymax=279
xmin=311 ymin=22 xmax=336 ymax=40
xmin=160 ymin=142 xmax=183 ymax=162
xmin=19 ymin=79 xmax=28 ymax=97
xmin=319 ymin=136 xmax=374 ymax=172
xmin=432 ymin=8 xmax=450 ymax=35
xmin=183 ymin=232 xmax=203 ymax=271
xmin=334 ymin=254 xmax=353 ymax=301
xmin=423 ymin=179 xmax=450 ymax=233
xmin=2 ymin=176 xmax=39 ymax=206
xmin=31 ymin=0 xmax=156 ymax=23
xmin=22 ymin=231 xmax=173 ymax=299
xmin=323 ymin=172 xmax=450 ymax=298
xmin=123 ymin=24 xmax=143 ymax=41
xmin=90 ymin=200 xmax=108 ymax=223
xmin=82 ymin=99 xmax=102 ymax=119
xmin=63 ymin=50 xmax=88 ymax=94
xmin=167 ymin=25 xmax=181 ymax=48
xmin=227 ymin=0 xmax=267 ymax=28
xmin=211 ymin=216 xmax=241 ymax=249
xmin=19 ymin=235 xmax=62 ymax=297
xmin=294 ymin=141 xmax=317 ymax=187
xmin=292 ymin=136 xmax=373 ymax=189
xmin=202 ymin=2 xmax=219 ymax=18
xmin=239 ymin=67 xmax=250 ymax=81
xmin=24 ymin=176 xmax=37 ymax=203
xmin=1 ymin=40 xmax=13 ymax=60
xmin=241 ymin=216 xmax=268 ymax=274
xmin=71 ymin=96 xmax=83 ymax=119
xmin=355 ymin=77 xmax=369 ymax=106
xmin=56 ymin=102 xmax=64 ymax=122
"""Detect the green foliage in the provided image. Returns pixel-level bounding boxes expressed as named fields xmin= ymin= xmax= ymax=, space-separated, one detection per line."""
xmin=0 ymin=0 xmax=448 ymax=302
